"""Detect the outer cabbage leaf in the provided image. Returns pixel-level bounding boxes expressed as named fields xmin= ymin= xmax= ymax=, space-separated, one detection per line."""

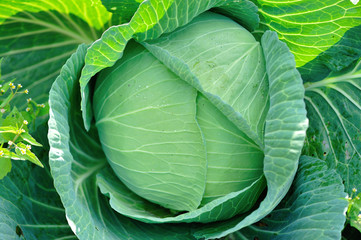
xmin=256 ymin=1 xmax=361 ymax=235
xmin=97 ymin=165 xmax=263 ymax=224
xmin=238 ymin=156 xmax=348 ymax=240
xmin=303 ymin=58 xmax=361 ymax=197
xmin=0 ymin=148 xmax=75 ymax=239
xmin=299 ymin=25 xmax=361 ymax=82
xmin=0 ymin=0 xmax=112 ymax=108
xmin=254 ymin=0 xmax=361 ymax=68
xmin=101 ymin=0 xmax=143 ymax=23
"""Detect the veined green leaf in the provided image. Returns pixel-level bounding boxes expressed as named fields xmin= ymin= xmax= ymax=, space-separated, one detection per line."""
xmin=238 ymin=156 xmax=348 ymax=240
xmin=0 ymin=0 xmax=111 ymax=28
xmin=0 ymin=155 xmax=74 ymax=239
xmin=0 ymin=125 xmax=18 ymax=134
xmin=0 ymin=0 xmax=112 ymax=108
xmin=299 ymin=25 xmax=361 ymax=82
xmin=0 ymin=126 xmax=19 ymax=143
xmin=303 ymin=59 xmax=361 ymax=196
xmin=0 ymin=107 xmax=28 ymax=142
xmin=255 ymin=0 xmax=361 ymax=68
xmin=0 ymin=147 xmax=25 ymax=160
xmin=16 ymin=142 xmax=43 ymax=167
xmin=101 ymin=0 xmax=143 ymax=23
xmin=19 ymin=132 xmax=42 ymax=147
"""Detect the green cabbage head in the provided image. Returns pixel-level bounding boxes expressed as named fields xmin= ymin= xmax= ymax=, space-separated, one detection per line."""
xmin=94 ymin=12 xmax=266 ymax=217
xmin=48 ymin=2 xmax=308 ymax=239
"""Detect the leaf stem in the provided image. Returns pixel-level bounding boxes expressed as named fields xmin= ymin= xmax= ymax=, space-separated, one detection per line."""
xmin=304 ymin=73 xmax=361 ymax=91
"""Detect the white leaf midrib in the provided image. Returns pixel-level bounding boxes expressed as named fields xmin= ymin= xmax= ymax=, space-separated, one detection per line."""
xmin=304 ymin=60 xmax=361 ymax=90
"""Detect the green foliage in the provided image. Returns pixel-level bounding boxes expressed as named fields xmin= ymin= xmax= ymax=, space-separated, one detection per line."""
xmin=239 ymin=156 xmax=348 ymax=240
xmin=303 ymin=59 xmax=361 ymax=197
xmin=347 ymin=189 xmax=361 ymax=232
xmin=0 ymin=0 xmax=114 ymax=108
xmin=0 ymin=159 xmax=74 ymax=239
xmin=254 ymin=0 xmax=361 ymax=67
xmin=0 ymin=0 xmax=360 ymax=239
xmin=101 ymin=0 xmax=143 ymax=23
xmin=0 ymin=61 xmax=45 ymax=179
xmin=93 ymin=13 xmax=267 ymax=214
xmin=48 ymin=3 xmax=308 ymax=238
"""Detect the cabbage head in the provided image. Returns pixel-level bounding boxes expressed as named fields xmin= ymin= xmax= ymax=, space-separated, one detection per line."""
xmin=94 ymin=12 xmax=266 ymax=216
xmin=48 ymin=2 xmax=308 ymax=239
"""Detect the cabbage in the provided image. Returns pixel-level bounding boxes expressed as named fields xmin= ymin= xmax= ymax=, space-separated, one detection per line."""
xmin=93 ymin=12 xmax=266 ymax=215
xmin=1 ymin=0 xmax=358 ymax=239
xmin=47 ymin=3 xmax=308 ymax=238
